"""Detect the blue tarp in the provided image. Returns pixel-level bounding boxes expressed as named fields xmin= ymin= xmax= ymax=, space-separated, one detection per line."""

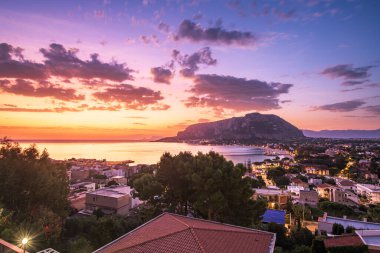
xmin=262 ymin=209 xmax=285 ymax=225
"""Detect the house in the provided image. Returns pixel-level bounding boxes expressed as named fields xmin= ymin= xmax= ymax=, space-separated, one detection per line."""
xmin=356 ymin=230 xmax=380 ymax=252
xmin=304 ymin=165 xmax=329 ymax=176
xmin=262 ymin=209 xmax=285 ymax=225
xmin=308 ymin=178 xmax=323 ymax=186
xmin=356 ymin=184 xmax=380 ymax=204
xmin=323 ymin=234 xmax=365 ymax=252
xmin=253 ymin=188 xmax=290 ymax=209
xmin=318 ymin=213 xmax=380 ymax=234
xmin=336 ymin=179 xmax=356 ymax=191
xmin=287 ymin=185 xmax=304 ymax=195
xmin=85 ymin=186 xmax=141 ymax=216
xmin=316 ymin=183 xmax=334 ymax=198
xmin=290 ymin=178 xmax=308 ymax=188
xmin=93 ymin=212 xmax=277 ymax=253
xmin=298 ymin=190 xmax=318 ymax=207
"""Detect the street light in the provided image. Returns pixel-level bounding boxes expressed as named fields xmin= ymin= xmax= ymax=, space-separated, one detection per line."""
xmin=21 ymin=237 xmax=28 ymax=253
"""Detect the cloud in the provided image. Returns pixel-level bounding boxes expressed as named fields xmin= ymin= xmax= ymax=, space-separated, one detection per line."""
xmin=272 ymin=8 xmax=297 ymax=20
xmin=139 ymin=35 xmax=160 ymax=45
xmin=158 ymin=22 xmax=170 ymax=33
xmin=341 ymin=80 xmax=368 ymax=86
xmin=311 ymin=100 xmax=365 ymax=112
xmin=364 ymin=105 xmax=380 ymax=115
xmin=40 ymin=43 xmax=134 ymax=82
xmin=341 ymin=87 xmax=363 ymax=92
xmin=0 ymin=79 xmax=85 ymax=101
xmin=184 ymin=74 xmax=293 ymax=113
xmin=321 ymin=64 xmax=374 ymax=80
xmin=0 ymin=105 xmax=82 ymax=113
xmin=173 ymin=47 xmax=217 ymax=77
xmin=150 ymin=67 xmax=173 ymax=84
xmin=92 ymin=84 xmax=168 ymax=110
xmin=0 ymin=43 xmax=47 ymax=80
xmin=125 ymin=116 xmax=148 ymax=119
xmin=174 ymin=20 xmax=257 ymax=47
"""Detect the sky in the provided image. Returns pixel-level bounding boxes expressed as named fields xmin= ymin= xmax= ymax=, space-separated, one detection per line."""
xmin=0 ymin=0 xmax=379 ymax=140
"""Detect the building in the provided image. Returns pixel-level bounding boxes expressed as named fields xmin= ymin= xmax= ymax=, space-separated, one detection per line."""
xmin=93 ymin=212 xmax=277 ymax=253
xmin=287 ymin=185 xmax=304 ymax=195
xmin=298 ymin=190 xmax=318 ymax=207
xmin=262 ymin=209 xmax=285 ymax=225
xmin=323 ymin=234 xmax=365 ymax=252
xmin=70 ymin=182 xmax=96 ymax=193
xmin=316 ymin=183 xmax=334 ymax=198
xmin=356 ymin=230 xmax=380 ymax=252
xmin=336 ymin=179 xmax=356 ymax=191
xmin=304 ymin=165 xmax=329 ymax=176
xmin=290 ymin=178 xmax=308 ymax=188
xmin=318 ymin=213 xmax=380 ymax=234
xmin=356 ymin=184 xmax=380 ymax=204
xmin=253 ymin=188 xmax=289 ymax=209
xmin=85 ymin=186 xmax=141 ymax=215
xmin=308 ymin=178 xmax=323 ymax=186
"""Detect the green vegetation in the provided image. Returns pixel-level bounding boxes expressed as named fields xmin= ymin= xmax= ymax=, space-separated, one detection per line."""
xmin=132 ymin=151 xmax=260 ymax=226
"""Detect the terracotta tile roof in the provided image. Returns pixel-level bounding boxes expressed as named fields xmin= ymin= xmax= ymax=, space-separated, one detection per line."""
xmin=324 ymin=235 xmax=364 ymax=248
xmin=317 ymin=183 xmax=333 ymax=189
xmin=339 ymin=180 xmax=355 ymax=187
xmin=94 ymin=213 xmax=276 ymax=253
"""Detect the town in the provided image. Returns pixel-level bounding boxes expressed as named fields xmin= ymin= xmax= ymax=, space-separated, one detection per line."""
xmin=1 ymin=138 xmax=379 ymax=253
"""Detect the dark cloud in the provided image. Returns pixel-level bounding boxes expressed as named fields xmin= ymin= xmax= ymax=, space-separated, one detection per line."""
xmin=139 ymin=35 xmax=159 ymax=45
xmin=0 ymin=79 xmax=85 ymax=101
xmin=341 ymin=87 xmax=363 ymax=92
xmin=321 ymin=64 xmax=374 ymax=80
xmin=173 ymin=47 xmax=217 ymax=77
xmin=158 ymin=22 xmax=170 ymax=33
xmin=150 ymin=67 xmax=173 ymax=84
xmin=281 ymin=100 xmax=292 ymax=103
xmin=184 ymin=74 xmax=293 ymax=113
xmin=0 ymin=43 xmax=48 ymax=80
xmin=341 ymin=80 xmax=368 ymax=86
xmin=151 ymin=104 xmax=171 ymax=110
xmin=367 ymin=83 xmax=380 ymax=88
xmin=92 ymin=84 xmax=168 ymax=110
xmin=364 ymin=105 xmax=380 ymax=115
xmin=40 ymin=43 xmax=134 ymax=82
xmin=312 ymin=100 xmax=365 ymax=112
xmin=174 ymin=20 xmax=257 ymax=46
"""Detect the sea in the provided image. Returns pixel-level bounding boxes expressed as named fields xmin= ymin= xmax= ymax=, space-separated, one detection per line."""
xmin=17 ymin=141 xmax=288 ymax=165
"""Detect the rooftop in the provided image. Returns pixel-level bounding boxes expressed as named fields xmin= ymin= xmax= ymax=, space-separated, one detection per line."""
xmin=324 ymin=235 xmax=364 ymax=248
xmin=94 ymin=212 xmax=276 ymax=253
xmin=324 ymin=216 xmax=380 ymax=230
xmin=87 ymin=186 xmax=132 ymax=199
xmin=262 ymin=209 xmax=285 ymax=225
xmin=253 ymin=188 xmax=288 ymax=195
xmin=357 ymin=184 xmax=380 ymax=192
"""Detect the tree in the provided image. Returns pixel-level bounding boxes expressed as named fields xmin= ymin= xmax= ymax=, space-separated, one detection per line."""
xmin=345 ymin=226 xmax=355 ymax=233
xmin=274 ymin=176 xmax=290 ymax=188
xmin=332 ymin=223 xmax=344 ymax=235
xmin=292 ymin=245 xmax=311 ymax=253
xmin=267 ymin=222 xmax=292 ymax=251
xmin=290 ymin=227 xmax=314 ymax=246
xmin=132 ymin=151 xmax=257 ymax=226
xmin=66 ymin=236 xmax=93 ymax=253
xmin=251 ymin=176 xmax=266 ymax=188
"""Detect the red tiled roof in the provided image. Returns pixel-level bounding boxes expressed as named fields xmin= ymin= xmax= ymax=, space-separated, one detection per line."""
xmin=94 ymin=213 xmax=276 ymax=253
xmin=317 ymin=183 xmax=333 ymax=189
xmin=339 ymin=180 xmax=355 ymax=187
xmin=324 ymin=235 xmax=364 ymax=248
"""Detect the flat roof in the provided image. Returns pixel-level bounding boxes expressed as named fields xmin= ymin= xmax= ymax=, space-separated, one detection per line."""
xmin=357 ymin=184 xmax=380 ymax=192
xmin=253 ymin=188 xmax=288 ymax=195
xmin=325 ymin=216 xmax=380 ymax=230
xmin=88 ymin=186 xmax=132 ymax=198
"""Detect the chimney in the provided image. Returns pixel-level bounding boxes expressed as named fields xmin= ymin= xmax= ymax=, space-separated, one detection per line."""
xmin=363 ymin=217 xmax=367 ymax=222
xmin=343 ymin=215 xmax=347 ymax=219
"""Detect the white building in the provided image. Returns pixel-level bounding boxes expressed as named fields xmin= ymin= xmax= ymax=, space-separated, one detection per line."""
xmin=356 ymin=184 xmax=380 ymax=204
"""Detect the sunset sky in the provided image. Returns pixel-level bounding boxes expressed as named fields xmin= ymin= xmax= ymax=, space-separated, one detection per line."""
xmin=0 ymin=0 xmax=379 ymax=140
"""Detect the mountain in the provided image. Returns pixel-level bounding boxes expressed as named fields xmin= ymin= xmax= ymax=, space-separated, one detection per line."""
xmin=303 ymin=129 xmax=380 ymax=139
xmin=159 ymin=113 xmax=305 ymax=143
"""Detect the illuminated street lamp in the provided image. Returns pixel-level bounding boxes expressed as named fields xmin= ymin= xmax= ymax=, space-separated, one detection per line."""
xmin=21 ymin=238 xmax=28 ymax=253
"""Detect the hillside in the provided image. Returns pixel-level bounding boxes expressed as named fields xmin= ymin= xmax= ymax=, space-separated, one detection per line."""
xmin=159 ymin=113 xmax=305 ymax=143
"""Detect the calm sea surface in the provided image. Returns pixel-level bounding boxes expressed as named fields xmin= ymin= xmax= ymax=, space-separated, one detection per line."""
xmin=18 ymin=141 xmax=279 ymax=165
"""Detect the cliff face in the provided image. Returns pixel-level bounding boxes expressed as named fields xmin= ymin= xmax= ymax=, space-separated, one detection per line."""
xmin=160 ymin=113 xmax=304 ymax=142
